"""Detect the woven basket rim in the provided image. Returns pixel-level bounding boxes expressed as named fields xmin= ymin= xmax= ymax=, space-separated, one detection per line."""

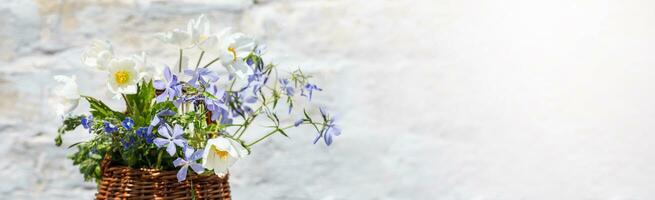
xmin=102 ymin=165 xmax=228 ymax=180
xmin=97 ymin=164 xmax=231 ymax=199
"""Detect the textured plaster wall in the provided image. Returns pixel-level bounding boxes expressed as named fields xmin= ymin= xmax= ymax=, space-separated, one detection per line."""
xmin=2 ymin=0 xmax=655 ymax=199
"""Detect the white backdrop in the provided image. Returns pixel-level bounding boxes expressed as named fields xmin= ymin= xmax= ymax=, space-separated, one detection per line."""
xmin=1 ymin=0 xmax=655 ymax=199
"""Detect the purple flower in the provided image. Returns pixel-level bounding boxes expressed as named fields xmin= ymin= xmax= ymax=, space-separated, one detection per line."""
xmin=279 ymin=79 xmax=296 ymax=113
xmin=103 ymin=121 xmax=118 ymax=133
xmin=314 ymin=108 xmax=341 ymax=146
xmin=81 ymin=115 xmax=93 ymax=133
xmin=173 ymin=146 xmax=204 ymax=182
xmin=247 ymin=67 xmax=267 ymax=96
xmin=149 ymin=109 xmax=176 ymax=133
xmin=230 ymin=91 xmax=257 ymax=116
xmin=121 ymin=117 xmax=134 ymax=130
xmin=301 ymin=83 xmax=322 ymax=101
xmin=184 ymin=68 xmax=219 ymax=88
xmin=153 ymin=124 xmax=187 ymax=156
xmin=214 ymin=108 xmax=234 ymax=125
xmin=154 ymin=67 xmax=182 ymax=103
xmin=136 ymin=127 xmax=154 ymax=144
xmin=246 ymin=57 xmax=254 ymax=66
xmin=294 ymin=119 xmax=304 ymax=127
xmin=205 ymin=84 xmax=226 ymax=110
xmin=205 ymin=84 xmax=233 ymax=124
xmin=279 ymin=79 xmax=294 ymax=96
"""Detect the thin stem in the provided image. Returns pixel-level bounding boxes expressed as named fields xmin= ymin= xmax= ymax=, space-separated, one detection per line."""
xmin=202 ymin=57 xmax=220 ymax=68
xmin=235 ymin=118 xmax=251 ymax=139
xmin=178 ymin=49 xmax=183 ymax=73
xmin=121 ymin=94 xmax=130 ymax=114
xmin=155 ymin=150 xmax=164 ymax=169
xmin=195 ymin=51 xmax=205 ymax=70
xmin=247 ymin=125 xmax=295 ymax=147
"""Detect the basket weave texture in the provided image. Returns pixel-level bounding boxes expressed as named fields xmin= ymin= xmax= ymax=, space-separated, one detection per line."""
xmin=95 ymin=159 xmax=231 ymax=200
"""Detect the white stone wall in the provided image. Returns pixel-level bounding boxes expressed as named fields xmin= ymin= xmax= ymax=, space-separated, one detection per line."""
xmin=2 ymin=0 xmax=655 ymax=199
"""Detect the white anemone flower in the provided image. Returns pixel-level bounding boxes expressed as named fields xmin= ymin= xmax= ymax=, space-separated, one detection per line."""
xmin=202 ymin=137 xmax=247 ymax=176
xmin=189 ymin=14 xmax=218 ymax=51
xmin=81 ymin=39 xmax=114 ymax=70
xmin=53 ymin=75 xmax=80 ymax=118
xmin=156 ymin=28 xmax=193 ymax=49
xmin=218 ymin=32 xmax=256 ymax=78
xmin=133 ymin=52 xmax=159 ymax=81
xmin=107 ymin=58 xmax=140 ymax=96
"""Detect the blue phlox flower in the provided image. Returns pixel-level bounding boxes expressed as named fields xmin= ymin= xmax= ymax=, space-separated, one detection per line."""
xmin=301 ymin=83 xmax=322 ymax=101
xmin=246 ymin=57 xmax=254 ymax=66
xmin=154 ymin=67 xmax=182 ymax=102
xmin=294 ymin=118 xmax=304 ymax=127
xmin=279 ymin=78 xmax=294 ymax=96
xmin=173 ymin=146 xmax=204 ymax=182
xmin=313 ymin=108 xmax=341 ymax=146
xmin=153 ymin=124 xmax=187 ymax=156
xmin=184 ymin=68 xmax=219 ymax=88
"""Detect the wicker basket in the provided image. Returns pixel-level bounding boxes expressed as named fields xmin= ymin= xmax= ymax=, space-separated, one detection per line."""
xmin=96 ymin=156 xmax=231 ymax=200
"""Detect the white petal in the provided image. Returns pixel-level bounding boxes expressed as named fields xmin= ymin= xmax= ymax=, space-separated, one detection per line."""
xmin=81 ymin=40 xmax=114 ymax=70
xmin=198 ymin=35 xmax=218 ymax=51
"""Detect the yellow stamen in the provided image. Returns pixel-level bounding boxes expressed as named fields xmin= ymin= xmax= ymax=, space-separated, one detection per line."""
xmin=114 ymin=71 xmax=130 ymax=85
xmin=211 ymin=146 xmax=229 ymax=160
xmin=228 ymin=47 xmax=237 ymax=61
xmin=199 ymin=34 xmax=209 ymax=42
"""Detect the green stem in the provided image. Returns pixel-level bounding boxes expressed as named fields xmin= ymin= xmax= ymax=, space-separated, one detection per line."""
xmin=247 ymin=125 xmax=294 ymax=147
xmin=190 ymin=179 xmax=196 ymax=200
xmin=202 ymin=57 xmax=220 ymax=68
xmin=235 ymin=118 xmax=251 ymax=139
xmin=156 ymin=150 xmax=164 ymax=169
xmin=121 ymin=94 xmax=130 ymax=114
xmin=195 ymin=51 xmax=205 ymax=70
xmin=178 ymin=49 xmax=184 ymax=73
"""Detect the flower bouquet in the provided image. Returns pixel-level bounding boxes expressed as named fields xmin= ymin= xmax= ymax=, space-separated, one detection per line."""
xmin=53 ymin=15 xmax=340 ymax=199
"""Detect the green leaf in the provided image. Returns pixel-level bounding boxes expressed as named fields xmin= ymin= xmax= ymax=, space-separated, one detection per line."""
xmin=67 ymin=141 xmax=84 ymax=149
xmin=303 ymin=109 xmax=312 ymax=121
xmin=278 ymin=129 xmax=289 ymax=138
xmin=83 ymin=96 xmax=122 ymax=119
xmin=55 ymin=115 xmax=84 ymax=146
xmin=272 ymin=90 xmax=280 ymax=109
xmin=124 ymin=81 xmax=156 ymax=125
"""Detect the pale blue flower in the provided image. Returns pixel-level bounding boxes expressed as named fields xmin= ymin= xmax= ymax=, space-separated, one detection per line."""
xmin=204 ymin=84 xmax=234 ymax=124
xmin=294 ymin=118 xmax=304 ymax=127
xmin=153 ymin=124 xmax=186 ymax=156
xmin=279 ymin=78 xmax=294 ymax=96
xmin=173 ymin=146 xmax=204 ymax=182
xmin=184 ymin=68 xmax=218 ymax=88
xmin=154 ymin=67 xmax=181 ymax=102
xmin=314 ymin=107 xmax=341 ymax=146
xmin=301 ymin=83 xmax=322 ymax=101
xmin=246 ymin=57 xmax=254 ymax=66
xmin=148 ymin=109 xmax=176 ymax=134
xmin=247 ymin=67 xmax=267 ymax=96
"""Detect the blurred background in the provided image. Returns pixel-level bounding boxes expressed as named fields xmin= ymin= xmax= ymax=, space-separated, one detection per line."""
xmin=2 ymin=0 xmax=655 ymax=199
